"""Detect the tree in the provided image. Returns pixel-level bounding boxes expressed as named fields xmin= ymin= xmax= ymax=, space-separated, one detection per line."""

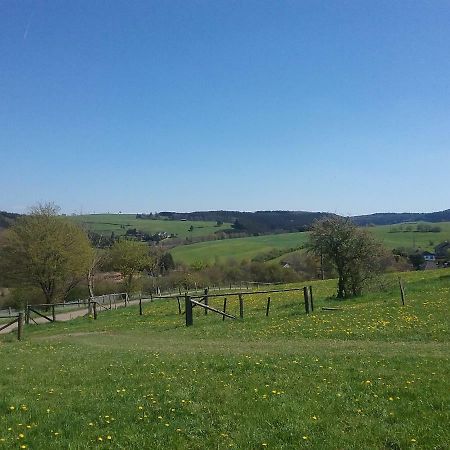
xmin=307 ymin=216 xmax=386 ymax=298
xmin=109 ymin=240 xmax=152 ymax=292
xmin=0 ymin=203 xmax=93 ymax=303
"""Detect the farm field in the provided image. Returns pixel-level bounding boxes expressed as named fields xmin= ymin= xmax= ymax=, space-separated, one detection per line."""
xmin=171 ymin=222 xmax=450 ymax=265
xmin=171 ymin=232 xmax=309 ymax=265
xmin=71 ymin=214 xmax=232 ymax=240
xmin=0 ymin=270 xmax=449 ymax=449
xmin=370 ymin=222 xmax=450 ymax=250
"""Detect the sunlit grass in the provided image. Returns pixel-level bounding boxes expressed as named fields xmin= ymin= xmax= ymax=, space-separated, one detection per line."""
xmin=1 ymin=269 xmax=449 ymax=449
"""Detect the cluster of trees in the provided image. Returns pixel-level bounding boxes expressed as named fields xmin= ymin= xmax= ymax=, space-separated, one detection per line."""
xmin=0 ymin=204 xmax=175 ymax=306
xmin=389 ymin=223 xmax=442 ymax=233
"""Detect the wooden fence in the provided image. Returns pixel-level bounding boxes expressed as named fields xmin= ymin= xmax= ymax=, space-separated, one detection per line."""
xmin=183 ymin=286 xmax=315 ymax=326
xmin=0 ymin=313 xmax=24 ymax=340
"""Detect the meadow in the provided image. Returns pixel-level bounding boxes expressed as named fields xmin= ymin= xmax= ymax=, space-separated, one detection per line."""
xmin=71 ymin=214 xmax=232 ymax=240
xmin=171 ymin=222 xmax=450 ymax=265
xmin=171 ymin=232 xmax=309 ymax=265
xmin=0 ymin=269 xmax=449 ymax=449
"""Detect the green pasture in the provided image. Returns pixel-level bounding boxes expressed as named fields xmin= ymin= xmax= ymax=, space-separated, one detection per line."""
xmin=370 ymin=222 xmax=450 ymax=251
xmin=71 ymin=214 xmax=232 ymax=239
xmin=171 ymin=222 xmax=450 ymax=265
xmin=171 ymin=232 xmax=309 ymax=265
xmin=1 ymin=270 xmax=449 ymax=449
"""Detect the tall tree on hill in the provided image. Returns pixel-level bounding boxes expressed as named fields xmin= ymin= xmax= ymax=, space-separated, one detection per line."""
xmin=0 ymin=203 xmax=93 ymax=303
xmin=307 ymin=216 xmax=386 ymax=298
xmin=109 ymin=240 xmax=153 ymax=292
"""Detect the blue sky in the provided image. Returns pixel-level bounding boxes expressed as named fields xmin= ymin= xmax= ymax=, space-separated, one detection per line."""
xmin=1 ymin=1 xmax=449 ymax=215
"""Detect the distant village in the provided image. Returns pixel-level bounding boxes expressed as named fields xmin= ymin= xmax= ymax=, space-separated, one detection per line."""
xmin=421 ymin=241 xmax=450 ymax=269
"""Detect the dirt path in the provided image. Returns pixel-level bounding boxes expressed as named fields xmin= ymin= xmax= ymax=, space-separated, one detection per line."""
xmin=0 ymin=297 xmax=154 ymax=335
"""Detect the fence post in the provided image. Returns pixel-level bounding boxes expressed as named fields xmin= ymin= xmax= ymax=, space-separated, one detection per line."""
xmin=239 ymin=294 xmax=244 ymax=319
xmin=266 ymin=296 xmax=271 ymax=317
xmin=25 ymin=304 xmax=30 ymax=325
xmin=399 ymin=278 xmax=405 ymax=306
xmin=204 ymin=288 xmax=209 ymax=315
xmin=109 ymin=294 xmax=112 ymax=310
xmin=185 ymin=295 xmax=193 ymax=326
xmin=303 ymin=287 xmax=310 ymax=314
xmin=52 ymin=304 xmax=56 ymax=322
xmin=93 ymin=302 xmax=98 ymax=320
xmin=139 ymin=293 xmax=143 ymax=316
xmin=309 ymin=286 xmax=314 ymax=312
xmin=222 ymin=298 xmax=227 ymax=321
xmin=17 ymin=312 xmax=24 ymax=341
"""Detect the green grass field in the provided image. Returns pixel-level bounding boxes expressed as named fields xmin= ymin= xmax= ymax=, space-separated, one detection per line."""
xmin=171 ymin=222 xmax=450 ymax=265
xmin=171 ymin=232 xmax=309 ymax=265
xmin=1 ymin=270 xmax=449 ymax=449
xmin=71 ymin=214 xmax=232 ymax=240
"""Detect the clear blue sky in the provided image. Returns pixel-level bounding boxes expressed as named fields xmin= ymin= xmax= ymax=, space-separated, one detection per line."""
xmin=2 ymin=1 xmax=449 ymax=215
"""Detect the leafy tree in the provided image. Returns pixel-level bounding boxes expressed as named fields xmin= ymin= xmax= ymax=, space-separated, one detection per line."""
xmin=307 ymin=216 xmax=386 ymax=298
xmin=408 ymin=253 xmax=425 ymax=270
xmin=0 ymin=203 xmax=93 ymax=303
xmin=109 ymin=240 xmax=152 ymax=292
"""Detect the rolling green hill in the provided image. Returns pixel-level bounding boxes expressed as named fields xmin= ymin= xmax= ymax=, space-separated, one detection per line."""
xmin=71 ymin=214 xmax=232 ymax=240
xmin=171 ymin=222 xmax=450 ymax=265
xmin=171 ymin=232 xmax=310 ymax=265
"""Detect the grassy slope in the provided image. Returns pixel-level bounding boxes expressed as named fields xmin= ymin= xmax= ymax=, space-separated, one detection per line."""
xmin=171 ymin=222 xmax=450 ymax=265
xmin=71 ymin=214 xmax=232 ymax=239
xmin=0 ymin=270 xmax=449 ymax=449
xmin=171 ymin=232 xmax=309 ymax=265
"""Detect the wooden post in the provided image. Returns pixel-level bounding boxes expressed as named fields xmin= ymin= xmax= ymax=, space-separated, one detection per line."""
xmin=139 ymin=293 xmax=143 ymax=316
xmin=266 ymin=296 xmax=271 ymax=316
xmin=93 ymin=302 xmax=98 ymax=320
xmin=309 ymin=286 xmax=314 ymax=312
xmin=17 ymin=312 xmax=23 ymax=341
xmin=204 ymin=288 xmax=209 ymax=315
xmin=25 ymin=304 xmax=30 ymax=325
xmin=109 ymin=294 xmax=112 ymax=310
xmin=222 ymin=297 xmax=227 ymax=321
xmin=239 ymin=294 xmax=244 ymax=319
xmin=177 ymin=296 xmax=182 ymax=315
xmin=303 ymin=287 xmax=310 ymax=314
xmin=185 ymin=295 xmax=193 ymax=326
xmin=51 ymin=304 xmax=56 ymax=322
xmin=399 ymin=278 xmax=405 ymax=306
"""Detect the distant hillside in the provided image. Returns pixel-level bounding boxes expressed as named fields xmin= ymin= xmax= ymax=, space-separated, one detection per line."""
xmin=0 ymin=211 xmax=20 ymax=229
xmin=155 ymin=210 xmax=333 ymax=234
xmin=352 ymin=209 xmax=450 ymax=226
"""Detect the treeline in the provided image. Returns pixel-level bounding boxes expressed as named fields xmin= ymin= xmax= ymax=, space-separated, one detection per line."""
xmin=353 ymin=209 xmax=450 ymax=226
xmin=0 ymin=211 xmax=21 ymax=229
xmin=138 ymin=210 xmax=332 ymax=235
xmin=389 ymin=223 xmax=442 ymax=233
